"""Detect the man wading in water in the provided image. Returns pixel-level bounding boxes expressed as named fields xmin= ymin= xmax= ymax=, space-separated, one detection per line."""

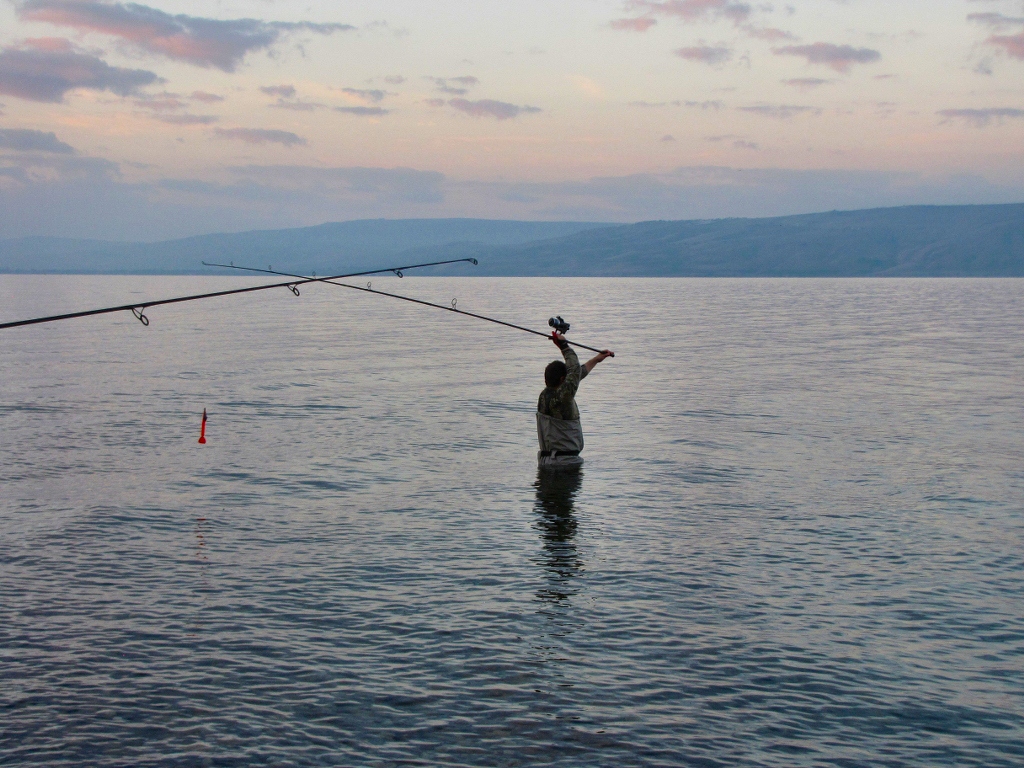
xmin=537 ymin=332 xmax=614 ymax=468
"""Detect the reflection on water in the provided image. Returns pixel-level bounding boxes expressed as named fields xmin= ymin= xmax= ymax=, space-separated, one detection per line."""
xmin=533 ymin=467 xmax=583 ymax=602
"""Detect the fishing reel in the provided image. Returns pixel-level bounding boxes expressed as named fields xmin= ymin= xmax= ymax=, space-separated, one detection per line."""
xmin=548 ymin=316 xmax=570 ymax=335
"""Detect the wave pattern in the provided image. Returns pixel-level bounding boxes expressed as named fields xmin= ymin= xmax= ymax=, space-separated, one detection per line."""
xmin=1 ymin=276 xmax=1023 ymax=766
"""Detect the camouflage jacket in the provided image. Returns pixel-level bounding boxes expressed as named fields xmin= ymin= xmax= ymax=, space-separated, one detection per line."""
xmin=537 ymin=344 xmax=589 ymax=421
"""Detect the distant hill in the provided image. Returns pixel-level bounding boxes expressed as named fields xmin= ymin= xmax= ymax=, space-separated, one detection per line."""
xmin=2 ymin=204 xmax=1023 ymax=276
xmin=0 ymin=219 xmax=610 ymax=275
xmin=413 ymin=204 xmax=1024 ymax=277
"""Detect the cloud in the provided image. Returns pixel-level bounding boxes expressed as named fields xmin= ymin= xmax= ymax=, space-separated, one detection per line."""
xmin=0 ymin=127 xmax=75 ymax=153
xmin=334 ymin=106 xmax=389 ymax=116
xmin=968 ymin=13 xmax=1024 ymax=30
xmin=937 ymin=108 xmax=1024 ymax=127
xmin=134 ymin=92 xmax=187 ymax=111
xmin=155 ymin=113 xmax=218 ymax=124
xmin=783 ymin=77 xmax=831 ymax=89
xmin=447 ymin=98 xmax=541 ymax=119
xmin=705 ymin=134 xmax=758 ymax=149
xmin=340 ymin=88 xmax=386 ymax=103
xmin=0 ymin=39 xmax=159 ymax=102
xmin=739 ymin=104 xmax=821 ymax=118
xmin=260 ymin=84 xmax=326 ymax=111
xmin=424 ymin=98 xmax=446 ymax=107
xmin=743 ymin=26 xmax=797 ymax=42
xmin=626 ymin=0 xmax=751 ymax=25
xmin=383 ymin=75 xmax=405 ymax=85
xmin=190 ymin=90 xmax=223 ymax=103
xmin=773 ymin=43 xmax=881 ymax=72
xmin=660 ymin=134 xmax=675 ymax=141
xmin=986 ymin=32 xmax=1024 ymax=59
xmin=675 ymin=45 xmax=732 ymax=65
xmin=260 ymin=85 xmax=296 ymax=98
xmin=629 ymin=100 xmax=679 ymax=107
xmin=213 ymin=128 xmax=307 ymax=146
xmin=610 ymin=18 xmax=657 ymax=31
xmin=428 ymin=76 xmax=479 ymax=95
xmin=628 ymin=99 xmax=723 ymax=109
xmin=17 ymin=0 xmax=354 ymax=72
xmin=273 ymin=101 xmax=324 ymax=111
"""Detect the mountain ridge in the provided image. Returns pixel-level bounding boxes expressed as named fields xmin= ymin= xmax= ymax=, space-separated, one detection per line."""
xmin=2 ymin=204 xmax=1023 ymax=276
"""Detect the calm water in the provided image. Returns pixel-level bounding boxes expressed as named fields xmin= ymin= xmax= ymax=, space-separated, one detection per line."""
xmin=1 ymin=276 xmax=1023 ymax=767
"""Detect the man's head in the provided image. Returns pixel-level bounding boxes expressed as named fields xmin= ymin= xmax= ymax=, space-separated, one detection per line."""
xmin=545 ymin=359 xmax=567 ymax=387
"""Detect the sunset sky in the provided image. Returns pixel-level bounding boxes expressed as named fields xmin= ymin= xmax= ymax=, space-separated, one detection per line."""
xmin=1 ymin=0 xmax=1023 ymax=240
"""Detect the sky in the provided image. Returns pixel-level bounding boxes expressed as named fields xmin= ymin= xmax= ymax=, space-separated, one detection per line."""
xmin=1 ymin=0 xmax=1023 ymax=240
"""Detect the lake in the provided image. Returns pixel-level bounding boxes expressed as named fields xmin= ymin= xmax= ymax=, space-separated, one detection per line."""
xmin=1 ymin=276 xmax=1022 ymax=766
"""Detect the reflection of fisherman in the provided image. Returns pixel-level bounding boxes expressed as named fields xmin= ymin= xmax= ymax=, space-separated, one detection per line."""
xmin=534 ymin=467 xmax=583 ymax=601
xmin=537 ymin=332 xmax=613 ymax=467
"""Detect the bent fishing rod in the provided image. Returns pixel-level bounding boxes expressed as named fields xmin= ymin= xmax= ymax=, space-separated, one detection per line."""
xmin=0 ymin=257 xmax=477 ymax=331
xmin=203 ymin=261 xmax=612 ymax=356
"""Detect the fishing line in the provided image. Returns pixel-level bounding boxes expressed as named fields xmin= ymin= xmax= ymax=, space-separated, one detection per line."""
xmin=0 ymin=257 xmax=477 ymax=331
xmin=205 ymin=261 xmax=611 ymax=356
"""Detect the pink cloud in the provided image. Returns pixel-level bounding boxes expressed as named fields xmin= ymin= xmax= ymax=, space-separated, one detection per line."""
xmin=627 ymin=0 xmax=751 ymax=25
xmin=674 ymin=45 xmax=732 ymax=65
xmin=17 ymin=0 xmax=354 ymax=72
xmin=772 ymin=43 xmax=881 ymax=72
xmin=743 ymin=26 xmax=797 ymax=42
xmin=213 ymin=127 xmax=306 ymax=146
xmin=190 ymin=90 xmax=223 ymax=103
xmin=20 ymin=36 xmax=76 ymax=52
xmin=448 ymin=98 xmax=541 ymax=120
xmin=0 ymin=39 xmax=158 ymax=102
xmin=610 ymin=18 xmax=657 ymax=32
xmin=987 ymin=32 xmax=1024 ymax=59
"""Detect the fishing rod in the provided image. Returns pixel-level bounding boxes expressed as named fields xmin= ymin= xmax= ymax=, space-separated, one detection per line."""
xmin=0 ymin=257 xmax=478 ymax=331
xmin=203 ymin=261 xmax=612 ymax=356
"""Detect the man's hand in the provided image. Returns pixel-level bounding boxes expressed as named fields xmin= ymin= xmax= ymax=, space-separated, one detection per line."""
xmin=550 ymin=331 xmax=569 ymax=350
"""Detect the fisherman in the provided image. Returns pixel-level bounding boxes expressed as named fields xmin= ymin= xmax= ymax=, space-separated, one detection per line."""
xmin=537 ymin=332 xmax=614 ymax=467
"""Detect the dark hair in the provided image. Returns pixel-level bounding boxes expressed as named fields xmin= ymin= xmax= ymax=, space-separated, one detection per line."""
xmin=544 ymin=360 xmax=567 ymax=387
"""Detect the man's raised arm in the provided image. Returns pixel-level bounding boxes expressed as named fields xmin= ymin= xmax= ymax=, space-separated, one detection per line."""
xmin=584 ymin=349 xmax=614 ymax=373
